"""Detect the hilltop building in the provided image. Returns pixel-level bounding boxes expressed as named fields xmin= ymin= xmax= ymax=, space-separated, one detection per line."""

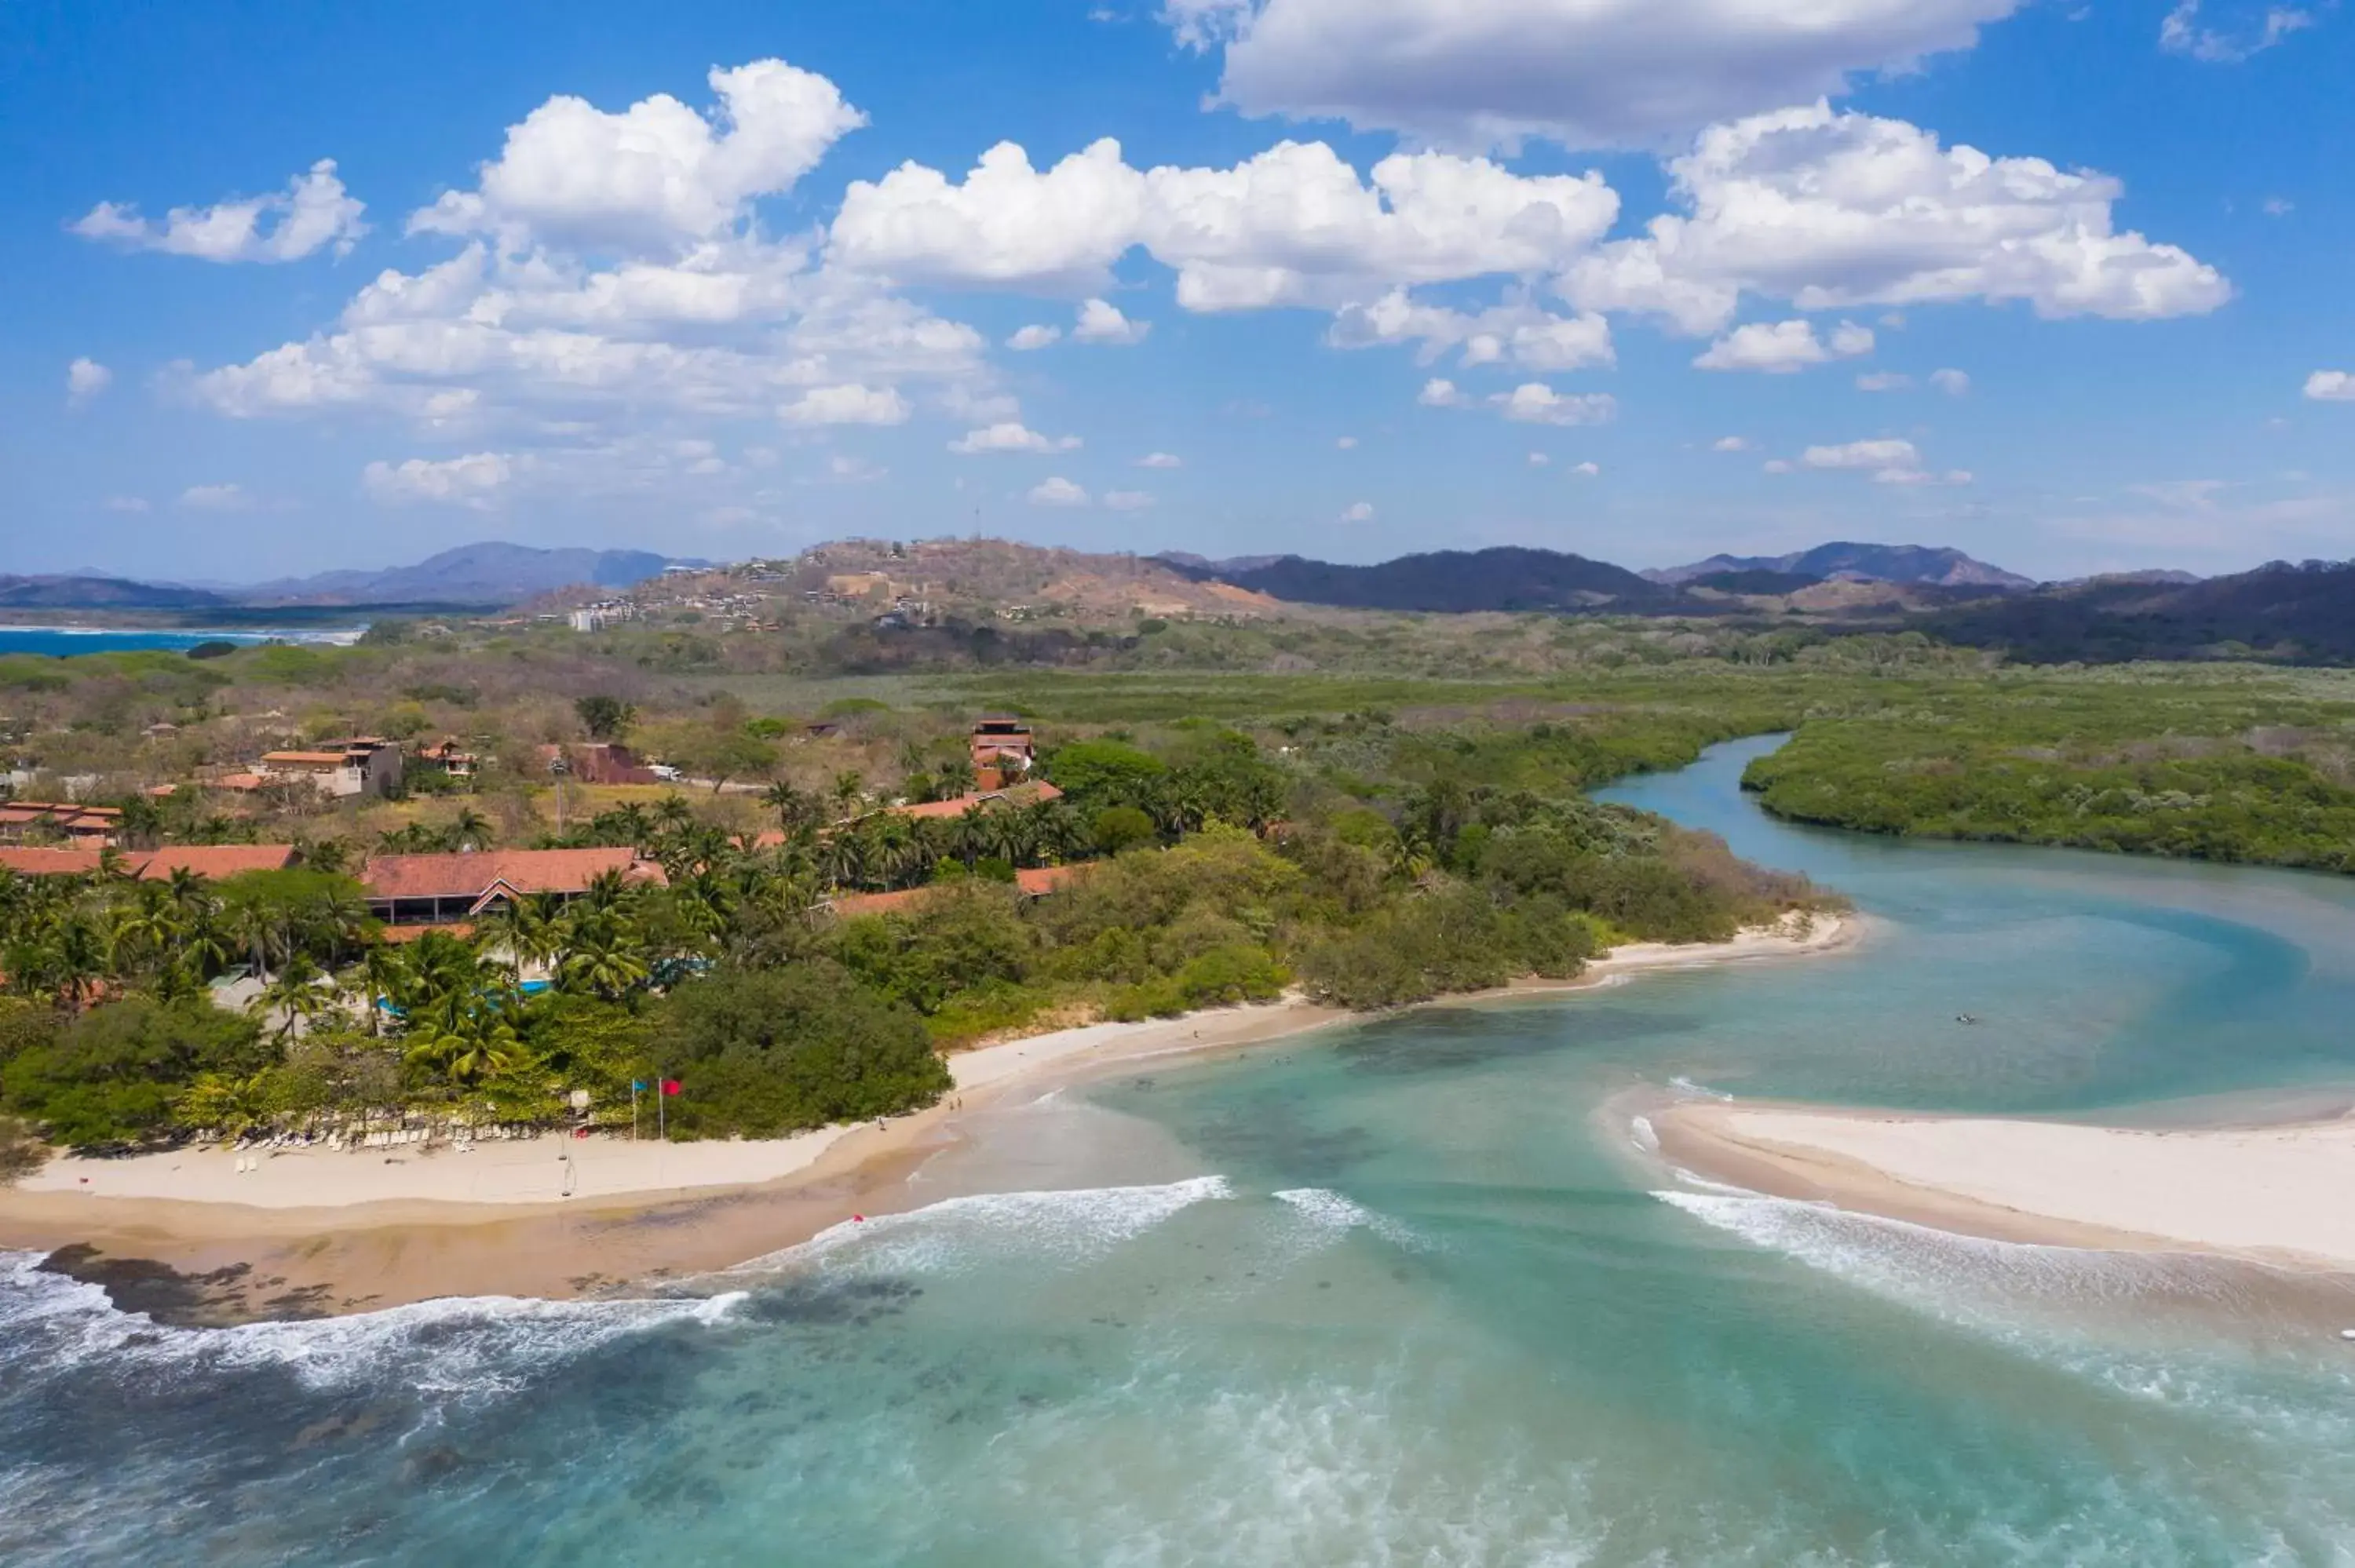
xmin=253 ymin=737 xmax=404 ymax=800
xmin=0 ymin=801 xmax=123 ymax=847
xmin=969 ymin=717 xmax=1035 ymax=790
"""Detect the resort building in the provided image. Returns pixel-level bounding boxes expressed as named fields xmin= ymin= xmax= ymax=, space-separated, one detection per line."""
xmin=0 ymin=843 xmax=297 ymax=880
xmin=0 ymin=847 xmax=108 ymax=877
xmin=132 ymin=844 xmax=298 ymax=881
xmin=969 ymin=717 xmax=1036 ymax=789
xmin=253 ymin=737 xmax=404 ymax=800
xmin=361 ymin=847 xmax=667 ymax=927
xmin=0 ymin=800 xmax=123 ymax=847
xmin=412 ymin=739 xmax=479 ymax=780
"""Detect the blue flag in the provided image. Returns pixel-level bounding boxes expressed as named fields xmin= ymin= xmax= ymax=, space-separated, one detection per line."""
xmin=631 ymin=1080 xmax=647 ymax=1092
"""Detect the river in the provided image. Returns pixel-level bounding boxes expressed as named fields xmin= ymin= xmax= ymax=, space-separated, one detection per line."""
xmin=5 ymin=735 xmax=2354 ymax=1564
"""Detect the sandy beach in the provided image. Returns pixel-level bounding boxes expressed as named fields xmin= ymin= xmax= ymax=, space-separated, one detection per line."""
xmin=0 ymin=913 xmax=1850 ymax=1322
xmin=1656 ymin=1097 xmax=2355 ymax=1273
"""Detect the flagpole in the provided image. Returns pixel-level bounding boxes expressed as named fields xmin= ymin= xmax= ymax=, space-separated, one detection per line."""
xmin=659 ymin=1070 xmax=666 ymax=1143
xmin=631 ymin=1081 xmax=639 ymax=1142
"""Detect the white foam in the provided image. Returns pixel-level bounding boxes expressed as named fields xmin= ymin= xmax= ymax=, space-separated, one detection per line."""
xmin=1651 ymin=1191 xmax=2355 ymax=1446
xmin=731 ymin=1176 xmax=1233 ymax=1280
xmin=1628 ymin=1115 xmax=1659 ymax=1154
xmin=1272 ymin=1188 xmax=1418 ymax=1249
xmin=1667 ymin=1075 xmax=1734 ymax=1101
xmin=0 ymin=1249 xmax=743 ymax=1398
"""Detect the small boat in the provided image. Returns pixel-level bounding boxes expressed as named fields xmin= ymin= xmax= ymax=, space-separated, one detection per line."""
xmin=1955 ymin=1014 xmax=1981 ymax=1026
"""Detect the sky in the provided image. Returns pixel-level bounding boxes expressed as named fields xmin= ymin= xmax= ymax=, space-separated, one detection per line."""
xmin=3 ymin=0 xmax=2351 ymax=582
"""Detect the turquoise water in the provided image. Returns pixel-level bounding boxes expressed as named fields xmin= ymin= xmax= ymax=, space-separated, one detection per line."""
xmin=9 ymin=735 xmax=2355 ymax=1564
xmin=0 ymin=628 xmax=357 ymax=657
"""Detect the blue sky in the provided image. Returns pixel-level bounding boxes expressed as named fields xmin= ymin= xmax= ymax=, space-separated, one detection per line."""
xmin=3 ymin=0 xmax=2350 ymax=582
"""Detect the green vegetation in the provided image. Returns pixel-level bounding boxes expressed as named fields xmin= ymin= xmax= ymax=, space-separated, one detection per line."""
xmin=1744 ymin=668 xmax=2355 ymax=870
xmin=0 ymin=706 xmax=1833 ymax=1151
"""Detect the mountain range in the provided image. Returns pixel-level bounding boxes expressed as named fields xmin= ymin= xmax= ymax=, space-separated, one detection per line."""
xmin=1646 ymin=542 xmax=2036 ymax=590
xmin=0 ymin=544 xmax=694 ymax=614
xmin=1160 ymin=547 xmax=1670 ymax=612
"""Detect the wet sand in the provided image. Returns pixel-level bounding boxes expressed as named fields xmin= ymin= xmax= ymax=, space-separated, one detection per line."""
xmin=1656 ymin=1096 xmax=2355 ymax=1274
xmin=0 ymin=914 xmax=1852 ymax=1323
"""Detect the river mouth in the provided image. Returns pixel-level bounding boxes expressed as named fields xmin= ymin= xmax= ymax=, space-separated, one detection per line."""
xmin=13 ymin=735 xmax=2355 ymax=1565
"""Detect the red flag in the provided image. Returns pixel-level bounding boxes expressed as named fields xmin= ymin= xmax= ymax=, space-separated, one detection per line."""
xmin=659 ymin=1079 xmax=682 ymax=1096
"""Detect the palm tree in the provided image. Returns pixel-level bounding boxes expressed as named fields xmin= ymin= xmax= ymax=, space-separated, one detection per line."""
xmin=761 ymin=780 xmax=813 ymax=834
xmin=358 ymin=940 xmax=410 ymax=1036
xmin=254 ymin=950 xmax=332 ymax=1042
xmin=403 ymin=1002 xmax=522 ymax=1086
xmin=450 ymin=807 xmax=493 ymax=852
xmin=557 ymin=911 xmax=651 ymax=1002
xmin=831 ymin=770 xmax=866 ymax=821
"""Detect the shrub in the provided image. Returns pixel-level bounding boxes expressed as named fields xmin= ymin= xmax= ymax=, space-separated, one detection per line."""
xmin=653 ymin=964 xmax=949 ymax=1139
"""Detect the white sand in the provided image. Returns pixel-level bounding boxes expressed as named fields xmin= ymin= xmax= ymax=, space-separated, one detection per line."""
xmin=19 ymin=1126 xmax=860 ymax=1207
xmin=15 ymin=913 xmax=1848 ymax=1215
xmin=1675 ymin=1103 xmax=2355 ymax=1271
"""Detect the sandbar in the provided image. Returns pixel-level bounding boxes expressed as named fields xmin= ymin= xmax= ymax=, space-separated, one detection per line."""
xmin=1656 ymin=1096 xmax=2355 ymax=1273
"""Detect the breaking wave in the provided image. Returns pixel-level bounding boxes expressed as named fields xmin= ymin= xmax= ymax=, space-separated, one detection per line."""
xmin=0 ymin=1249 xmax=742 ymax=1400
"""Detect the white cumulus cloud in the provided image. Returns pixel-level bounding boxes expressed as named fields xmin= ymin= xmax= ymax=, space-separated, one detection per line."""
xmin=1006 ymin=323 xmax=1062 ymax=350
xmin=1340 ymin=499 xmax=1375 ymax=521
xmin=2304 ymin=370 xmax=2354 ymax=402
xmin=947 ymin=421 xmax=1080 ymax=454
xmin=65 ymin=358 xmax=111 ymax=408
xmin=1492 ymin=382 xmax=1616 ymax=425
xmin=1570 ymin=460 xmax=1601 ymax=476
xmin=363 ymin=451 xmax=514 ymax=506
xmin=1930 ymin=367 xmax=1970 ymax=395
xmin=1072 ymin=297 xmax=1151 ymax=344
xmin=1693 ymin=318 xmax=1873 ymax=373
xmin=1329 ymin=290 xmax=1614 ymax=371
xmin=780 ymin=383 xmax=911 ymax=426
xmin=1711 ymin=436 xmax=1753 ymax=452
xmin=831 ymin=137 xmax=1616 ymax=309
xmin=1028 ymin=476 xmax=1090 ymax=505
xmin=410 ymin=60 xmax=864 ymax=249
xmin=1163 ymin=0 xmax=2028 ymax=148
xmin=1562 ymin=102 xmax=2229 ymax=334
xmin=1418 ymin=377 xmax=1468 ymax=407
xmin=1137 ymin=450 xmax=1184 ymax=467
xmin=72 ymin=160 xmax=367 ymax=263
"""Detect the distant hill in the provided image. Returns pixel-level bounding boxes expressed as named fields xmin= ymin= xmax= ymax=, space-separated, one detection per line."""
xmin=1651 ymin=542 xmax=2034 ymax=591
xmin=0 ymin=574 xmax=232 ymax=611
xmin=1926 ymin=560 xmax=2355 ymax=662
xmin=240 ymin=542 xmax=695 ymax=606
xmin=1167 ymin=547 xmax=1674 ymax=613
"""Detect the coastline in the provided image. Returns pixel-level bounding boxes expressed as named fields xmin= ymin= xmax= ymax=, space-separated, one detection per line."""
xmin=1653 ymin=1096 xmax=2355 ymax=1274
xmin=0 ymin=912 xmax=1853 ymax=1324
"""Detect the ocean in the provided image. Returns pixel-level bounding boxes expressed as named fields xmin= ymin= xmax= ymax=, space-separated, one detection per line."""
xmin=0 ymin=628 xmax=361 ymax=658
xmin=7 ymin=735 xmax=2355 ymax=1564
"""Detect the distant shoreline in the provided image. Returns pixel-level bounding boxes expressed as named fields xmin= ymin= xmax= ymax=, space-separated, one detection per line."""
xmin=0 ymin=913 xmax=1855 ymax=1325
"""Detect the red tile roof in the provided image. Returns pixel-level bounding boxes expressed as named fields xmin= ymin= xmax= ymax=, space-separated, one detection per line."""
xmin=885 ymin=781 xmax=1064 ymax=821
xmin=362 ymin=848 xmax=666 ymax=902
xmin=378 ymin=921 xmax=476 ymax=944
xmin=0 ymin=847 xmax=105 ymax=877
xmin=133 ymin=844 xmax=298 ymax=881
xmin=1015 ymin=863 xmax=1087 ymax=895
